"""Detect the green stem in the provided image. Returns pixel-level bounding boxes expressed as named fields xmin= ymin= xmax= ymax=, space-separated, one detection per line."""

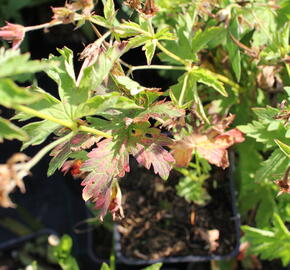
xmin=147 ymin=17 xmax=154 ymax=35
xmin=25 ymin=15 xmax=83 ymax=32
xmin=14 ymin=104 xmax=112 ymax=138
xmin=79 ymin=125 xmax=112 ymax=138
xmin=179 ymin=72 xmax=189 ymax=107
xmin=25 ymin=131 xmax=75 ymax=170
xmin=14 ymin=104 xmax=76 ymax=129
xmin=214 ymin=73 xmax=244 ymax=94
xmin=131 ymin=64 xmax=186 ymax=72
xmin=156 ymin=41 xmax=189 ymax=66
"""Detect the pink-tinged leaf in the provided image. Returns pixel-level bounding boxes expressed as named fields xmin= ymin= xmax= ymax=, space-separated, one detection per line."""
xmin=130 ymin=132 xmax=175 ymax=180
xmin=48 ymin=133 xmax=99 ymax=176
xmin=80 ymin=139 xmax=129 ymax=219
xmin=223 ymin=128 xmax=245 ymax=143
xmin=171 ymin=117 xmax=245 ymax=169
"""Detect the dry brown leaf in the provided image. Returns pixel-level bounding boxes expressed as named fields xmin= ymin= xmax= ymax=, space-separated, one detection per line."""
xmin=208 ymin=229 xmax=220 ymax=252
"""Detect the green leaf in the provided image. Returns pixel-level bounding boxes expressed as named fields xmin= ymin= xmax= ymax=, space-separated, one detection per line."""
xmin=256 ymin=149 xmax=290 ymax=183
xmin=21 ymin=120 xmax=60 ymax=150
xmin=176 ymin=174 xmax=210 ymax=205
xmin=46 ymin=47 xmax=78 ymax=119
xmin=52 ymin=235 xmax=79 ymax=270
xmin=252 ymin=106 xmax=280 ymax=122
xmin=89 ymin=15 xmax=111 ymax=28
xmin=170 ymin=73 xmax=194 ymax=108
xmin=238 ymin=120 xmax=288 ymax=149
xmin=275 ymin=139 xmax=290 ymax=158
xmin=113 ymin=75 xmax=159 ymax=96
xmin=75 ymin=92 xmax=141 ymax=118
xmin=226 ymin=15 xmax=241 ymax=81
xmin=143 ymin=39 xmax=157 ymax=65
xmin=242 ymin=214 xmax=290 ymax=267
xmin=116 ymin=21 xmax=144 ymax=38
xmin=0 ymin=47 xmax=56 ymax=79
xmin=191 ymin=68 xmax=227 ymax=97
xmin=100 ymin=263 xmax=111 ymax=270
xmin=142 ymin=263 xmax=163 ymax=270
xmin=0 ymin=78 xmax=40 ymax=108
xmin=191 ymin=27 xmax=224 ymax=54
xmin=134 ymin=101 xmax=184 ymax=122
xmin=127 ymin=35 xmax=150 ymax=49
xmin=154 ymin=28 xmax=175 ymax=41
xmin=79 ymin=41 xmax=129 ymax=97
xmin=103 ymin=0 xmax=115 ymax=21
xmin=0 ymin=116 xmax=28 ymax=142
xmin=12 ymin=87 xmax=68 ymax=122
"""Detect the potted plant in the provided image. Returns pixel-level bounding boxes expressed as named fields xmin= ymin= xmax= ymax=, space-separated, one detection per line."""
xmin=0 ymin=0 xmax=289 ymax=268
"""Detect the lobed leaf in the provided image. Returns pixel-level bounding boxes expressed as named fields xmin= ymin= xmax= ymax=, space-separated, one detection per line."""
xmin=21 ymin=120 xmax=60 ymax=150
xmin=0 ymin=47 xmax=56 ymax=79
xmin=0 ymin=116 xmax=27 ymax=142
xmin=80 ymin=139 xmax=129 ymax=219
xmin=48 ymin=133 xmax=98 ymax=176
xmin=191 ymin=27 xmax=224 ymax=54
xmin=191 ymin=68 xmax=227 ymax=97
xmin=242 ymin=214 xmax=290 ymax=266
xmin=275 ymin=139 xmax=290 ymax=158
xmin=0 ymin=78 xmax=40 ymax=108
xmin=143 ymin=39 xmax=157 ymax=65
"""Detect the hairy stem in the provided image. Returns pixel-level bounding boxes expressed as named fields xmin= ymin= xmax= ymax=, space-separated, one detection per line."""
xmin=14 ymin=104 xmax=112 ymax=138
xmin=24 ymin=15 xmax=83 ymax=32
xmin=79 ymin=125 xmax=112 ymax=138
xmin=131 ymin=64 xmax=186 ymax=72
xmin=214 ymin=73 xmax=244 ymax=94
xmin=14 ymin=104 xmax=76 ymax=129
xmin=156 ymin=41 xmax=189 ymax=66
xmin=179 ymin=72 xmax=189 ymax=107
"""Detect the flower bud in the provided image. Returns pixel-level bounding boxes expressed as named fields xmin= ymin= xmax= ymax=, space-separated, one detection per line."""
xmin=0 ymin=22 xmax=25 ymax=49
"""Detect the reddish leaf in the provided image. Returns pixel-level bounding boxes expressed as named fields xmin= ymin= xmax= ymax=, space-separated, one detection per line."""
xmin=48 ymin=133 xmax=99 ymax=176
xmin=130 ymin=132 xmax=175 ymax=180
xmin=80 ymin=139 xmax=129 ymax=219
xmin=171 ymin=118 xmax=245 ymax=169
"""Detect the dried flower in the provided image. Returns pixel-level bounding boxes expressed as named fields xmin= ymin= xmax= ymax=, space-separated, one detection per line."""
xmin=0 ymin=153 xmax=30 ymax=207
xmin=51 ymin=7 xmax=75 ymax=24
xmin=0 ymin=22 xmax=25 ymax=49
xmin=274 ymin=166 xmax=290 ymax=196
xmin=109 ymin=182 xmax=124 ymax=220
xmin=69 ymin=0 xmax=94 ymax=14
xmin=142 ymin=0 xmax=158 ymax=16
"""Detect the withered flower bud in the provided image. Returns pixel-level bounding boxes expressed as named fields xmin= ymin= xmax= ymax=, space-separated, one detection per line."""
xmin=0 ymin=22 xmax=25 ymax=49
xmin=51 ymin=7 xmax=75 ymax=24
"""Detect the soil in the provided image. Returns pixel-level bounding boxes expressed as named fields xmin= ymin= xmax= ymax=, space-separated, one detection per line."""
xmin=116 ymin=166 xmax=237 ymax=261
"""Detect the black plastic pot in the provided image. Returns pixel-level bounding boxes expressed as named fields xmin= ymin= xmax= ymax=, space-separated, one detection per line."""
xmin=114 ymin=162 xmax=240 ymax=265
xmin=87 ymin=160 xmax=240 ymax=268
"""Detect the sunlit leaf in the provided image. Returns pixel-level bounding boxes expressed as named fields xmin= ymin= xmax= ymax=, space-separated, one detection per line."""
xmin=0 ymin=117 xmax=27 ymax=142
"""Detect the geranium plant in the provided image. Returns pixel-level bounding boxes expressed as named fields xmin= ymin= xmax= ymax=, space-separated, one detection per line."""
xmin=0 ymin=0 xmax=289 ymax=266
